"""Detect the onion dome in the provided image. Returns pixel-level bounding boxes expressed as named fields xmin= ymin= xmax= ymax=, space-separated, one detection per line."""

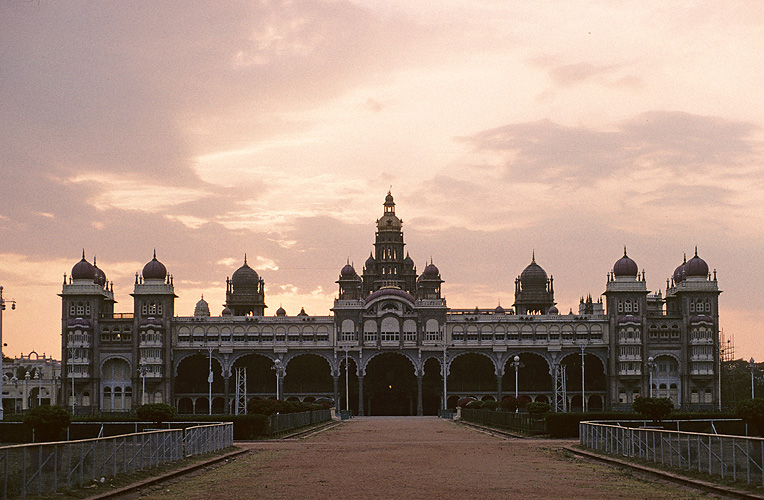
xmin=673 ymin=256 xmax=686 ymax=284
xmin=548 ymin=305 xmax=559 ymax=315
xmin=71 ymin=250 xmax=96 ymax=281
xmin=403 ymin=253 xmax=415 ymax=268
xmin=685 ymin=247 xmax=709 ymax=278
xmin=92 ymin=256 xmax=107 ymax=286
xmin=364 ymin=253 xmax=376 ymax=272
xmin=221 ymin=306 xmax=232 ymax=316
xmin=520 ymin=253 xmax=548 ymax=286
xmin=340 ymin=261 xmax=356 ymax=278
xmin=194 ymin=295 xmax=210 ymax=317
xmin=276 ymin=305 xmax=286 ymax=317
xmin=298 ymin=307 xmax=308 ymax=317
xmin=377 ymin=191 xmax=402 ymax=230
xmin=423 ymin=261 xmax=440 ymax=276
xmin=231 ymin=254 xmax=259 ymax=289
xmin=364 ymin=288 xmax=416 ymax=304
xmin=613 ymin=247 xmax=638 ymax=278
xmin=142 ymin=250 xmax=167 ymax=280
xmin=494 ymin=303 xmax=505 ymax=314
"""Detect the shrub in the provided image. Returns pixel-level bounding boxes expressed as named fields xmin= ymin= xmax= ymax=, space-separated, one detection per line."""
xmin=632 ymin=397 xmax=674 ymax=422
xmin=136 ymin=403 xmax=177 ymax=424
xmin=516 ymin=395 xmax=531 ymax=409
xmin=456 ymin=397 xmax=476 ymax=408
xmin=247 ymin=398 xmax=283 ymax=415
xmin=736 ymin=398 xmax=764 ymax=435
xmin=24 ymin=405 xmax=71 ymax=442
xmin=465 ymin=400 xmax=485 ymax=409
xmin=482 ymin=400 xmax=499 ymax=410
xmin=545 ymin=412 xmax=636 ymax=438
xmin=501 ymin=396 xmax=518 ymax=412
xmin=526 ymin=401 xmax=551 ymax=415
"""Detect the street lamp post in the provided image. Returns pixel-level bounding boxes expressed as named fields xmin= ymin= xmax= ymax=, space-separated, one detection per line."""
xmin=207 ymin=346 xmax=215 ymax=415
xmin=750 ymin=357 xmax=756 ymax=399
xmin=344 ymin=348 xmax=350 ymax=412
xmin=442 ymin=337 xmax=448 ymax=411
xmin=579 ymin=342 xmax=587 ymax=412
xmin=647 ymin=356 xmax=656 ymax=398
xmin=0 ymin=285 xmax=17 ymax=420
xmin=139 ymin=359 xmax=148 ymax=405
xmin=272 ymin=359 xmax=282 ymax=400
xmin=511 ymin=355 xmax=522 ymax=411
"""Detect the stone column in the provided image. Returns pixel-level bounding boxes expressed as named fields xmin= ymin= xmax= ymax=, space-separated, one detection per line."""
xmin=22 ymin=373 xmax=29 ymax=410
xmin=358 ymin=375 xmax=365 ymax=416
xmin=333 ymin=375 xmax=340 ymax=409
xmin=223 ymin=371 xmax=231 ymax=414
xmin=417 ymin=375 xmax=423 ymax=416
xmin=496 ymin=374 xmax=503 ymax=402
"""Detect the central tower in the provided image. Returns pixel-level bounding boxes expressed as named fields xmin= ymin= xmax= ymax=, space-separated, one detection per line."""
xmin=361 ymin=191 xmax=417 ymax=295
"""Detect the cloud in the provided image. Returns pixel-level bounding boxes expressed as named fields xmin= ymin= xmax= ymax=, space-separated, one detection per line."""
xmin=460 ymin=111 xmax=760 ymax=186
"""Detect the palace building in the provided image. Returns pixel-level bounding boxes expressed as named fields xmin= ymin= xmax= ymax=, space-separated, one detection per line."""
xmin=59 ymin=193 xmax=721 ymax=415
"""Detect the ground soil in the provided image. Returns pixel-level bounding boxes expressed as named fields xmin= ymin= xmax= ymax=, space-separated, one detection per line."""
xmin=121 ymin=417 xmax=723 ymax=500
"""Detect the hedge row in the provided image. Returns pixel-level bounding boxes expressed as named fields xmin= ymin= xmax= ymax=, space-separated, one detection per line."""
xmin=546 ymin=411 xmax=738 ymax=438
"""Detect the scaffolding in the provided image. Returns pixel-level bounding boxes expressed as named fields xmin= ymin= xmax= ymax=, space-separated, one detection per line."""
xmin=720 ymin=328 xmax=735 ymax=363
xmin=554 ymin=364 xmax=567 ymax=412
xmin=234 ymin=367 xmax=247 ymax=415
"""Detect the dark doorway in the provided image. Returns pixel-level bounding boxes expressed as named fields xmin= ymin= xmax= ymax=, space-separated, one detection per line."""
xmin=283 ymin=354 xmax=333 ymax=398
xmin=364 ymin=353 xmax=416 ymax=416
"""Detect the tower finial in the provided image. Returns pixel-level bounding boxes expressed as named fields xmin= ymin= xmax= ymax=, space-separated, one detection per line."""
xmin=153 ymin=248 xmax=157 ymax=259
xmin=532 ymin=249 xmax=536 ymax=263
xmin=82 ymin=249 xmax=86 ymax=260
xmin=623 ymin=245 xmax=627 ymax=257
xmin=93 ymin=256 xmax=97 ymax=266
xmin=694 ymin=245 xmax=698 ymax=257
xmin=683 ymin=252 xmax=687 ymax=264
xmin=244 ymin=253 xmax=248 ymax=265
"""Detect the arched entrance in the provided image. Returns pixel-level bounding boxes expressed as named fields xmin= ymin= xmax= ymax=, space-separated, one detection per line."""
xmin=175 ymin=354 xmax=223 ymax=413
xmin=231 ymin=353 xmax=277 ymax=397
xmin=560 ymin=352 xmax=606 ymax=411
xmin=364 ymin=353 xmax=416 ymax=415
xmin=448 ymin=353 xmax=495 ymax=397
xmin=502 ymin=353 xmax=551 ymax=400
xmin=283 ymin=354 xmax=333 ymax=400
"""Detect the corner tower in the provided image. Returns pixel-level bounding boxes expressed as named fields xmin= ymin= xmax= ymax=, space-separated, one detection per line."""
xmin=225 ymin=255 xmax=266 ymax=316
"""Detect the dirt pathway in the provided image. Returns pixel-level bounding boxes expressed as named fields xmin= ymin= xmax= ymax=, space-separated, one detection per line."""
xmin=133 ymin=417 xmax=720 ymax=499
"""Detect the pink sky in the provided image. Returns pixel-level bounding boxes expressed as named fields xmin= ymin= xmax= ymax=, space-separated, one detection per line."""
xmin=1 ymin=1 xmax=762 ymax=360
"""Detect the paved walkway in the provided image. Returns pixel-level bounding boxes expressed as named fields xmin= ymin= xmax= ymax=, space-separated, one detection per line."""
xmin=129 ymin=417 xmax=720 ymax=499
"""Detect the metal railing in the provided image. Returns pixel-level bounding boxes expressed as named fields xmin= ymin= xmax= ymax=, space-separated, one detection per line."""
xmin=461 ymin=409 xmax=539 ymax=434
xmin=438 ymin=409 xmax=455 ymax=419
xmin=268 ymin=409 xmax=331 ymax=437
xmin=0 ymin=422 xmax=233 ymax=500
xmin=580 ymin=420 xmax=764 ymax=485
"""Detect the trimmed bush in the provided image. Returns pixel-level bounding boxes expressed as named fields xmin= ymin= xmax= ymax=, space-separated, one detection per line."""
xmin=500 ymin=396 xmax=518 ymax=413
xmin=24 ymin=405 xmax=72 ymax=442
xmin=482 ymin=400 xmax=499 ymax=411
xmin=545 ymin=412 xmax=636 ymax=438
xmin=736 ymin=398 xmax=764 ymax=435
xmin=136 ymin=403 xmax=177 ymax=424
xmin=526 ymin=401 xmax=551 ymax=415
xmin=632 ymin=397 xmax=674 ymax=422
